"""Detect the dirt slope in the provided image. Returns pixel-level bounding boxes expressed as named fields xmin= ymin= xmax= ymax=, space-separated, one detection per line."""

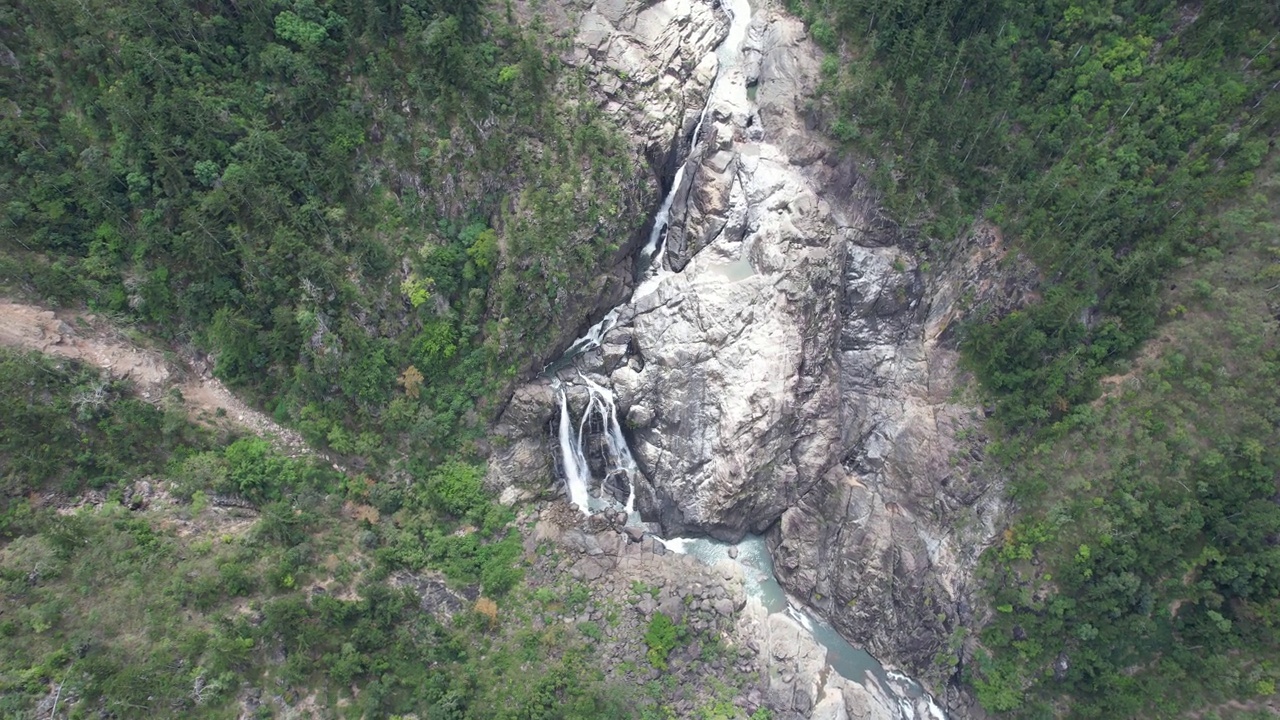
xmin=0 ymin=300 xmax=316 ymax=458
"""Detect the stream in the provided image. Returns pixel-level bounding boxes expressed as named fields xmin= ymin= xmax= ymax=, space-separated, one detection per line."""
xmin=544 ymin=0 xmax=947 ymax=717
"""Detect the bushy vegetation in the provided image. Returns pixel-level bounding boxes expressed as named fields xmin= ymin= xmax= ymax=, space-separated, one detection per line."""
xmin=794 ymin=0 xmax=1278 ymax=427
xmin=643 ymin=612 xmax=683 ymax=670
xmin=0 ymin=0 xmax=679 ymax=715
xmin=9 ymin=0 xmax=1275 ymax=715
xmin=1 ymin=0 xmax=650 ymax=466
xmin=0 ymin=350 xmax=642 ymax=717
xmin=0 ymin=348 xmax=207 ymax=524
xmin=788 ymin=0 xmax=1280 ymax=714
xmin=966 ymin=167 xmax=1280 ymax=716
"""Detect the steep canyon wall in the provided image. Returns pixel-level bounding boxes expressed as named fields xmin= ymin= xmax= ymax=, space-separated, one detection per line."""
xmin=491 ymin=0 xmax=1033 ymax=711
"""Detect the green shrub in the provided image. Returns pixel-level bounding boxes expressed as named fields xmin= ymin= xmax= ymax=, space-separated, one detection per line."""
xmin=644 ymin=612 xmax=681 ymax=670
xmin=425 ymin=461 xmax=488 ymax=523
xmin=577 ymin=621 xmax=603 ymax=641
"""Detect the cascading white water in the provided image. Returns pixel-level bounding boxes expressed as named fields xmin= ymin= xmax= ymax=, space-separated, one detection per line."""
xmin=547 ymin=2 xmax=949 ymax=716
xmin=553 ymin=375 xmax=642 ymax=516
xmin=633 ymin=0 xmax=755 ymax=301
xmin=550 ymin=0 xmax=753 ymax=518
xmin=639 ymin=116 xmax=700 ymax=280
xmin=561 ymin=307 xmax=619 ymax=360
xmin=640 ymin=0 xmax=753 ymax=283
xmin=581 ymin=375 xmax=641 ymax=513
xmin=555 ymin=385 xmax=592 ymax=510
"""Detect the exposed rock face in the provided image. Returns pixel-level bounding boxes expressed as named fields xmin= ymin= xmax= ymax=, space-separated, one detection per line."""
xmin=770 ymin=226 xmax=1032 ymax=696
xmin=524 ymin=504 xmax=903 ymax=720
xmin=489 ymin=0 xmax=727 ymax=493
xmin=491 ymin=0 xmax=1034 ymax=713
xmin=491 ymin=0 xmax=728 ymax=378
xmin=490 ymin=383 xmax=557 ymax=506
xmin=742 ymin=607 xmax=898 ymax=720
xmin=605 ymin=11 xmax=851 ymax=541
xmin=525 ymin=0 xmax=728 ymax=164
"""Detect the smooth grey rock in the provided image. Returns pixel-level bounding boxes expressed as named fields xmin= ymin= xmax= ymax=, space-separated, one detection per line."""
xmin=627 ymin=403 xmax=655 ymax=428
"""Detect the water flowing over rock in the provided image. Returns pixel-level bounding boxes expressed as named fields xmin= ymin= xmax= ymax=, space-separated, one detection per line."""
xmin=490 ymin=1 xmax=1037 ymax=714
xmin=605 ymin=12 xmax=851 ymax=541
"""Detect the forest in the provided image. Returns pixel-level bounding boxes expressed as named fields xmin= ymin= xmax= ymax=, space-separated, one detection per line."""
xmin=789 ymin=0 xmax=1280 ymax=715
xmin=3 ymin=0 xmax=1280 ymax=716
xmin=1 ymin=0 xmax=664 ymax=716
xmin=1 ymin=0 xmax=650 ymax=467
xmin=0 ymin=347 xmax=637 ymax=717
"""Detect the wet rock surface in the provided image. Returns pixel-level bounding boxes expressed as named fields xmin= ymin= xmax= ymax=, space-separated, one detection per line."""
xmin=517 ymin=0 xmax=728 ymax=165
xmin=604 ymin=11 xmax=849 ymax=542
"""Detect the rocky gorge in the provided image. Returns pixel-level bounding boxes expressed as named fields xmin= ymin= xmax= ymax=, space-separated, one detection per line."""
xmin=517 ymin=505 xmax=942 ymax=720
xmin=488 ymin=0 xmax=1036 ymax=716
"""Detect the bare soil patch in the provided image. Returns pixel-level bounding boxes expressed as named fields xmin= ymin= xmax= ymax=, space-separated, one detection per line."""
xmin=0 ymin=300 xmax=318 ymax=459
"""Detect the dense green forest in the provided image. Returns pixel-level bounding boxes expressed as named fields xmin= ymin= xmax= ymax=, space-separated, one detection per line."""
xmin=790 ymin=0 xmax=1280 ymax=715
xmin=0 ymin=0 xmax=669 ymax=716
xmin=797 ymin=0 xmax=1278 ymax=426
xmin=1 ymin=0 xmax=650 ymax=467
xmin=975 ymin=178 xmax=1280 ymax=716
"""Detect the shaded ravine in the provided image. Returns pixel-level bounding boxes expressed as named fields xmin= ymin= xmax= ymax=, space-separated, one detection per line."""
xmin=541 ymin=1 xmax=946 ymax=717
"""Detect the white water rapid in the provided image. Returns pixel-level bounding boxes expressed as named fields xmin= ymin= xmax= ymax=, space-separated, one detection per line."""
xmin=545 ymin=1 xmax=948 ymax=717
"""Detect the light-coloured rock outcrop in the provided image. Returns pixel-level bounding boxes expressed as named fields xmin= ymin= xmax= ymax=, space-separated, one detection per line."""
xmin=585 ymin=10 xmax=1036 ymax=705
xmin=490 ymin=0 xmax=1034 ymax=713
xmin=521 ymin=0 xmax=727 ymax=163
xmin=482 ymin=0 xmax=729 ymax=382
xmin=523 ymin=505 xmax=903 ymax=720
xmin=603 ymin=10 xmax=850 ymax=541
xmin=769 ymin=225 xmax=1033 ymax=701
xmin=740 ymin=606 xmax=899 ymax=720
xmin=489 ymin=0 xmax=727 ymax=501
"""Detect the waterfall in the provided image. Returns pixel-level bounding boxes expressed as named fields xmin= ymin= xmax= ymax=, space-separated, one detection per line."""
xmin=552 ymin=376 xmax=641 ymax=515
xmin=562 ymin=307 xmax=619 ymax=360
xmin=556 ymin=385 xmax=591 ymax=510
xmin=549 ymin=0 xmax=757 ymax=511
xmin=544 ymin=2 xmax=951 ymax=715
xmin=581 ymin=375 xmax=641 ymax=513
xmin=634 ymin=0 xmax=752 ymax=300
xmin=639 ymin=109 xmax=704 ymax=277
